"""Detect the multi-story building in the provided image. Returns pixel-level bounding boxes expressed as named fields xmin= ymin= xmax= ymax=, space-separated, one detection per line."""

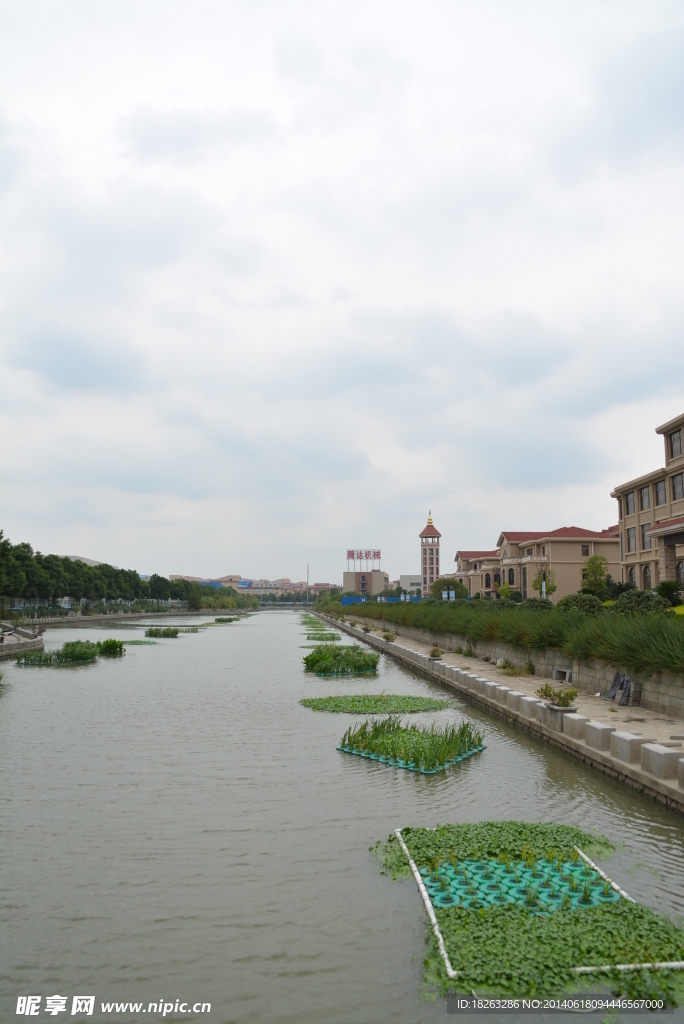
xmin=342 ymin=570 xmax=389 ymax=596
xmin=420 ymin=512 xmax=441 ymax=596
xmin=454 ymin=527 xmax=620 ymax=601
xmin=611 ymin=412 xmax=684 ymax=589
xmin=399 ymin=574 xmax=422 ymax=596
xmin=453 ymin=551 xmax=500 ymax=598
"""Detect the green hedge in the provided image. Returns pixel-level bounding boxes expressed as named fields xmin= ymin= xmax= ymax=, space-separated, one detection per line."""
xmin=334 ymin=602 xmax=684 ymax=676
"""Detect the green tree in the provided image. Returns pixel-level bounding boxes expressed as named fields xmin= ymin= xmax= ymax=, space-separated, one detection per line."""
xmin=580 ymin=554 xmax=609 ymax=597
xmin=531 ymin=566 xmax=557 ymax=599
xmin=430 ymin=577 xmax=468 ymax=600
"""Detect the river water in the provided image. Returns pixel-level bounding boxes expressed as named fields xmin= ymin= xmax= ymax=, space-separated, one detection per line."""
xmin=2 ymin=610 xmax=684 ymax=1024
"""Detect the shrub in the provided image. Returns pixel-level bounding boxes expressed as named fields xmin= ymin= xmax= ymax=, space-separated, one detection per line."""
xmin=519 ymin=598 xmax=554 ymax=612
xmin=339 ymin=600 xmax=684 ymax=675
xmin=658 ymin=580 xmax=683 ymax=607
xmin=614 ymin=589 xmax=670 ymax=614
xmin=145 ymin=627 xmax=180 ymax=638
xmin=556 ymin=593 xmax=605 ymax=616
xmin=536 ymin=684 xmax=578 ymax=707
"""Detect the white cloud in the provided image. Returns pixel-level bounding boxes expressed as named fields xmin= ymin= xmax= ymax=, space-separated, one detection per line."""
xmin=1 ymin=0 xmax=683 ymax=581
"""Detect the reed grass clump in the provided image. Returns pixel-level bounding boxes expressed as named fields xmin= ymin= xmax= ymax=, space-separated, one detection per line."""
xmin=340 ymin=717 xmax=482 ymax=772
xmin=306 ymin=632 xmax=340 ymax=641
xmin=145 ymin=627 xmax=180 ymax=638
xmin=215 ymin=616 xmax=239 ymax=623
xmin=303 ymin=644 xmax=379 ymax=675
xmin=16 ymin=641 xmax=99 ymax=665
xmin=300 ymin=694 xmax=451 ymax=714
xmin=341 ymin=602 xmax=684 ymax=676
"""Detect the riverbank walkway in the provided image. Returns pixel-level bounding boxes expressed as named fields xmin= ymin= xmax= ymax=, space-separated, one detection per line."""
xmin=321 ymin=613 xmax=684 ymax=816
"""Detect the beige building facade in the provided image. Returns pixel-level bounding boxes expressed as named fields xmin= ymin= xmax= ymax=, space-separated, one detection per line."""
xmin=454 ymin=527 xmax=620 ymax=602
xmin=342 ymin=570 xmax=389 ymax=596
xmin=611 ymin=412 xmax=684 ymax=589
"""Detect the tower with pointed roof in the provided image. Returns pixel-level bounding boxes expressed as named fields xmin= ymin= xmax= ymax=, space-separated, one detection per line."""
xmin=419 ymin=510 xmax=441 ymax=596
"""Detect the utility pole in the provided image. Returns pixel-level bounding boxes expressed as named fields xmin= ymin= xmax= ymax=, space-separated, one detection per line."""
xmin=306 ymin=562 xmax=309 ymax=605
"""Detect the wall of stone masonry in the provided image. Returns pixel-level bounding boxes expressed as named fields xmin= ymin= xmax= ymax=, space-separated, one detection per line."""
xmin=346 ymin=618 xmax=684 ymax=717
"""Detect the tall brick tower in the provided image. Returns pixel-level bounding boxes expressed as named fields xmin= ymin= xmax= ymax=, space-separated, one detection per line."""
xmin=420 ymin=510 xmax=441 ymax=596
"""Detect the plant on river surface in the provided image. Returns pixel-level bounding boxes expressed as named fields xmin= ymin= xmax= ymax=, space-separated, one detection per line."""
xmin=145 ymin=627 xmax=179 ymax=638
xmin=97 ymin=639 xmax=124 ymax=656
xmin=16 ymin=640 xmax=100 ymax=665
xmin=303 ymin=644 xmax=379 ymax=675
xmin=299 ymin=694 xmax=450 ymax=714
xmin=340 ymin=717 xmax=482 ymax=771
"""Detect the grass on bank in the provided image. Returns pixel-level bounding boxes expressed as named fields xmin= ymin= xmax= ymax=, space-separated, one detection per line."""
xmin=376 ymin=822 xmax=684 ymax=1003
xmin=300 ymin=694 xmax=451 ymax=714
xmin=328 ymin=602 xmax=684 ymax=676
xmin=303 ymin=644 xmax=379 ymax=675
xmin=340 ymin=717 xmax=482 ymax=772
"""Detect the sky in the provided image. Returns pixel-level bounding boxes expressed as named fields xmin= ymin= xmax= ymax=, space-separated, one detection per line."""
xmin=1 ymin=0 xmax=683 ymax=584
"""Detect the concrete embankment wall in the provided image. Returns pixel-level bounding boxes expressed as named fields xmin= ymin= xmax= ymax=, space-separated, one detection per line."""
xmin=321 ymin=614 xmax=684 ymax=816
xmin=0 ymin=636 xmax=43 ymax=660
xmin=338 ymin=616 xmax=684 ymax=718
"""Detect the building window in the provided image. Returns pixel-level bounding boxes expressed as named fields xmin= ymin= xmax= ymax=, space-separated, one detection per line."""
xmin=485 ymin=573 xmax=491 ymax=589
xmin=581 ymin=544 xmax=589 ymax=557
xmin=473 ymin=564 xmax=477 ymax=571
xmin=677 ymin=561 xmax=684 ymax=585
xmin=526 ymin=548 xmax=532 ymax=556
xmin=494 ymin=572 xmax=500 ymax=585
xmin=627 ymin=527 xmax=636 ymax=552
xmin=625 ymin=491 xmax=635 ymax=515
xmin=641 ymin=523 xmax=651 ymax=550
xmin=542 ymin=546 xmax=545 ymax=555
xmin=655 ymin=480 xmax=666 ymax=505
xmin=640 ymin=486 xmax=650 ymax=511
xmin=673 ymin=473 xmax=684 ymax=501
xmin=508 ymin=568 xmax=515 ymax=585
xmin=618 ymin=497 xmax=623 ymax=519
xmin=643 ymin=564 xmax=652 ymax=590
xmin=671 ymin=429 xmax=683 ymax=459
xmin=628 ymin=566 xmax=636 ymax=585
xmin=620 ymin=532 xmax=624 ymax=560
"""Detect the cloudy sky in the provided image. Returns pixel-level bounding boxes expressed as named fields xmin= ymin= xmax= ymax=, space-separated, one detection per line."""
xmin=1 ymin=0 xmax=683 ymax=583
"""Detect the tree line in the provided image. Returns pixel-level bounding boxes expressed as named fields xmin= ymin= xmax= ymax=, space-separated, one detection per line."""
xmin=0 ymin=530 xmax=257 ymax=611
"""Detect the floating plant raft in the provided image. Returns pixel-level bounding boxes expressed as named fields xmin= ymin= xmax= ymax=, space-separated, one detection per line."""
xmin=300 ymin=694 xmax=451 ymax=714
xmin=378 ymin=822 xmax=684 ymax=1003
xmin=303 ymin=644 xmax=379 ymax=675
xmin=305 ymin=632 xmax=341 ymax=642
xmin=16 ymin=640 xmax=123 ymax=665
xmin=339 ymin=717 xmax=483 ymax=774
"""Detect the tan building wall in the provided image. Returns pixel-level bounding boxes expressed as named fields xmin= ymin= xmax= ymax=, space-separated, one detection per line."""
xmin=611 ymin=412 xmax=684 ymax=588
xmin=343 ymin=570 xmax=389 ymax=596
xmin=455 ymin=529 xmax=620 ymax=602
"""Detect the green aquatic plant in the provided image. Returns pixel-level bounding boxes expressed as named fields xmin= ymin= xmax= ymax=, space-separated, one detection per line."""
xmin=423 ymin=901 xmax=684 ymax=1003
xmin=214 ymin=616 xmax=239 ymax=623
xmin=340 ymin=717 xmax=483 ymax=772
xmin=299 ymin=695 xmax=449 ymax=714
xmin=145 ymin=627 xmax=180 ymax=638
xmin=16 ymin=641 xmax=99 ymax=666
xmin=304 ymin=644 xmax=379 ymax=675
xmin=97 ymin=639 xmax=124 ymax=656
xmin=306 ymin=632 xmax=341 ymax=641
